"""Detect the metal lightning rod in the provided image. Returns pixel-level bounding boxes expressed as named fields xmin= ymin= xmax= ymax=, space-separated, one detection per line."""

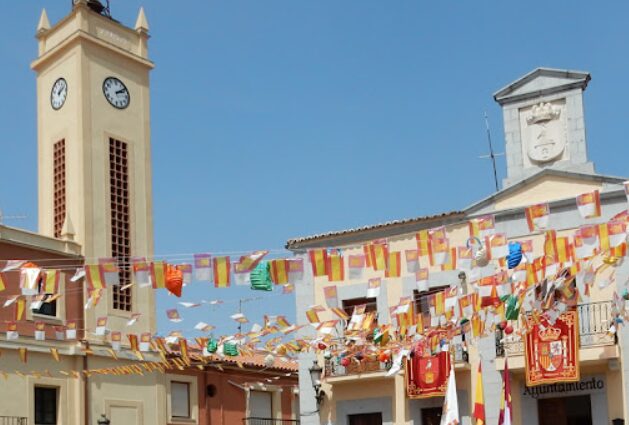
xmin=479 ymin=112 xmax=504 ymax=192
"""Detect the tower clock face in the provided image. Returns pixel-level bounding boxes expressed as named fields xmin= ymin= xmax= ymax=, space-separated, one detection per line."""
xmin=51 ymin=78 xmax=68 ymax=110
xmin=103 ymin=77 xmax=130 ymax=109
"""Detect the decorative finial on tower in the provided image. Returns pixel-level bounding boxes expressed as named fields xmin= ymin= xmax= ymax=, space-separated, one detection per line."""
xmin=61 ymin=214 xmax=76 ymax=241
xmin=37 ymin=9 xmax=51 ymax=34
xmin=135 ymin=7 xmax=149 ymax=33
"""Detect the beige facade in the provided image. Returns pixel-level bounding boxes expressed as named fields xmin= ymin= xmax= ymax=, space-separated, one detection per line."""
xmin=290 ymin=69 xmax=629 ymax=425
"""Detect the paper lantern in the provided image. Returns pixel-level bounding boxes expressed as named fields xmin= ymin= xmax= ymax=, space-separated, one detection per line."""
xmin=504 ymin=325 xmax=514 ymax=335
xmin=505 ymin=295 xmax=520 ymax=321
xmin=206 ymin=338 xmax=218 ymax=354
xmin=165 ymin=265 xmax=184 ymax=297
xmin=377 ymin=351 xmax=390 ymax=363
xmin=340 ymin=357 xmax=351 ymax=367
xmin=223 ymin=342 xmax=239 ymax=357
xmin=507 ymin=242 xmax=523 ymax=269
xmin=250 ymin=262 xmax=272 ymax=291
xmin=264 ymin=354 xmax=275 ymax=368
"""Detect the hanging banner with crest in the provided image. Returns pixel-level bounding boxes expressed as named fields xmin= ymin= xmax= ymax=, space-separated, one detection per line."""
xmin=525 ymin=310 xmax=579 ymax=387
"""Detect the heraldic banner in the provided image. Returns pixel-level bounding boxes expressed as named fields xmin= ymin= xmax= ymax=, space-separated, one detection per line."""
xmin=525 ymin=309 xmax=580 ymax=387
xmin=406 ymin=348 xmax=451 ymax=399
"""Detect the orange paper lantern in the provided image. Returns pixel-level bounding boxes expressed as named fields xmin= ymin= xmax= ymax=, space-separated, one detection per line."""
xmin=165 ymin=265 xmax=183 ymax=297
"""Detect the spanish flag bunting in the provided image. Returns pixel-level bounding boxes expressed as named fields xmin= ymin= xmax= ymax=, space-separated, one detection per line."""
xmin=237 ymin=251 xmax=268 ymax=272
xmin=473 ymin=362 xmax=486 ymax=425
xmin=429 ymin=291 xmax=445 ymax=319
xmin=576 ymin=190 xmax=602 ymax=219
xmin=330 ymin=307 xmax=349 ymax=321
xmin=469 ymin=214 xmax=495 ymax=238
xmin=323 ymin=285 xmax=338 ymax=308
xmin=41 ymin=270 xmax=60 ymax=294
xmin=14 ymin=297 xmax=26 ymax=321
xmin=555 ymin=237 xmax=572 ymax=263
xmin=385 ymin=251 xmax=401 ymax=278
xmin=363 ymin=245 xmax=373 ymax=268
xmin=430 ymin=226 xmax=447 ymax=240
xmin=270 ymin=259 xmax=289 ymax=284
xmin=326 ymin=251 xmax=345 ymax=281
xmin=601 ymin=221 xmax=627 ymax=250
xmin=66 ymin=321 xmax=77 ymax=340
xmin=305 ymin=308 xmax=321 ymax=324
xmin=543 ymin=230 xmax=558 ymax=262
xmin=193 ymin=253 xmax=212 ymax=281
xmin=308 ymin=249 xmax=328 ymax=277
xmin=458 ymin=246 xmax=473 ymax=270
xmin=459 ymin=293 xmax=478 ymax=319
xmin=368 ymin=242 xmax=389 ymax=271
xmin=525 ymin=203 xmax=550 ymax=232
xmin=34 ymin=321 xmax=45 ymax=341
xmin=6 ymin=321 xmax=18 ymax=340
xmin=415 ymin=230 xmax=431 ymax=257
xmin=405 ymin=250 xmax=420 ymax=273
xmin=132 ymin=257 xmax=151 ymax=286
xmin=611 ymin=243 xmax=627 ymax=258
xmin=180 ymin=338 xmax=190 ymax=365
xmin=128 ymin=333 xmax=139 ymax=351
xmin=150 ymin=261 xmax=167 ymax=289
xmin=441 ymin=247 xmax=457 ymax=271
xmin=213 ymin=256 xmax=231 ymax=288
xmin=50 ymin=347 xmax=60 ymax=362
xmin=367 ymin=278 xmax=381 ymax=297
xmin=19 ymin=265 xmax=41 ymax=295
xmin=348 ymin=254 xmax=365 ymax=279
xmin=430 ymin=237 xmax=449 ymax=266
xmin=176 ymin=263 xmax=193 ymax=285
xmin=19 ymin=347 xmax=27 ymax=364
xmin=0 ymin=273 xmax=5 ymax=292
xmin=416 ymin=268 xmax=429 ymax=292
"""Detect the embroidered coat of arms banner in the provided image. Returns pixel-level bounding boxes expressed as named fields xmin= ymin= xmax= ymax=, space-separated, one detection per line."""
xmin=525 ymin=310 xmax=580 ymax=387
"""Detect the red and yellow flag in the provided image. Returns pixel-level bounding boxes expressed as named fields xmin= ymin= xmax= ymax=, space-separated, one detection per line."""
xmin=525 ymin=203 xmax=550 ymax=231
xmin=150 ymin=261 xmax=167 ymax=289
xmin=576 ymin=190 xmax=601 ymax=219
xmin=270 ymin=259 xmax=289 ymax=284
xmin=85 ymin=265 xmax=106 ymax=290
xmin=15 ymin=297 xmax=26 ymax=321
xmin=385 ymin=251 xmax=401 ymax=278
xmin=326 ymin=251 xmax=345 ymax=281
xmin=42 ymin=270 xmax=60 ymax=294
xmin=473 ymin=362 xmax=486 ymax=425
xmin=309 ymin=249 xmax=328 ymax=277
xmin=441 ymin=247 xmax=457 ymax=271
xmin=213 ymin=256 xmax=231 ymax=288
xmin=368 ymin=242 xmax=389 ymax=271
xmin=0 ymin=273 xmax=5 ymax=292
xmin=415 ymin=230 xmax=431 ymax=257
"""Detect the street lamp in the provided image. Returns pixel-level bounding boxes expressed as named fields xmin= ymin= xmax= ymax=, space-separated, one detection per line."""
xmin=308 ymin=360 xmax=325 ymax=406
xmin=97 ymin=414 xmax=110 ymax=425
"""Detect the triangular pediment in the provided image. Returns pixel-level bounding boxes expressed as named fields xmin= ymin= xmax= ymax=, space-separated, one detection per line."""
xmin=465 ymin=169 xmax=626 ymax=215
xmin=494 ymin=68 xmax=590 ymax=105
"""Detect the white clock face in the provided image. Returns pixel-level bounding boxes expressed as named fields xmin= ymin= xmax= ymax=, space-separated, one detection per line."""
xmin=51 ymin=78 xmax=68 ymax=110
xmin=103 ymin=77 xmax=130 ymax=109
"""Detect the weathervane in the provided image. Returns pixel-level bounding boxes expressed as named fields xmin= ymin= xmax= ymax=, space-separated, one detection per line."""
xmin=479 ymin=112 xmax=504 ymax=192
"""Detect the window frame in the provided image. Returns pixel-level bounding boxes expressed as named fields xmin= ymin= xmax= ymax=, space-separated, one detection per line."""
xmin=34 ymin=386 xmax=58 ymax=425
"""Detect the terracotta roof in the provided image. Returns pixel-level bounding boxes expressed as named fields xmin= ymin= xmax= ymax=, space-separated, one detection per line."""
xmin=285 ymin=211 xmax=463 ymax=250
xmin=169 ymin=346 xmax=298 ymax=372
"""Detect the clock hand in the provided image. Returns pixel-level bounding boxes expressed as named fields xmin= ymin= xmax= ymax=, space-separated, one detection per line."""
xmin=116 ymin=89 xmax=126 ymax=95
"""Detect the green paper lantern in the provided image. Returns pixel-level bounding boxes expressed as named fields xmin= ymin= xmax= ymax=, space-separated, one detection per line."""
xmin=505 ymin=295 xmax=520 ymax=321
xmin=224 ymin=342 xmax=239 ymax=357
xmin=250 ymin=261 xmax=272 ymax=291
xmin=207 ymin=338 xmax=218 ymax=354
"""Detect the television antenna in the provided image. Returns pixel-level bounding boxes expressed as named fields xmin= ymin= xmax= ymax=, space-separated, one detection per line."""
xmin=479 ymin=112 xmax=504 ymax=192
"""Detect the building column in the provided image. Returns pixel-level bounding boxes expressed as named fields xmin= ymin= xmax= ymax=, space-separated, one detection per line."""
xmin=478 ymin=335 xmax=502 ymax=425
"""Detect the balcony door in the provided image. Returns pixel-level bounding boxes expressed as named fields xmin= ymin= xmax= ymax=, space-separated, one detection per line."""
xmin=348 ymin=412 xmax=383 ymax=425
xmin=249 ymin=390 xmax=273 ymax=419
xmin=421 ymin=407 xmax=442 ymax=425
xmin=538 ymin=395 xmax=592 ymax=425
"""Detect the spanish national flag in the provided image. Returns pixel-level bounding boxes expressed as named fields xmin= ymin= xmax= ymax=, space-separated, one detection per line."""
xmin=415 ymin=230 xmax=431 ymax=257
xmin=326 ymin=251 xmax=345 ymax=281
xmin=270 ymin=259 xmax=289 ymax=284
xmin=309 ymin=249 xmax=328 ymax=277
xmin=42 ymin=270 xmax=60 ymax=294
xmin=213 ymin=256 xmax=231 ymax=288
xmin=86 ymin=265 xmax=106 ymax=290
xmin=385 ymin=251 xmax=401 ymax=278
xmin=150 ymin=261 xmax=167 ymax=289
xmin=473 ymin=362 xmax=486 ymax=425
xmin=368 ymin=242 xmax=389 ymax=271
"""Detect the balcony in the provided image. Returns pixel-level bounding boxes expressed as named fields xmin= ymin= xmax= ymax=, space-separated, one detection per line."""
xmin=0 ymin=418 xmax=27 ymax=425
xmin=242 ymin=419 xmax=299 ymax=425
xmin=496 ymin=301 xmax=616 ymax=357
xmin=325 ymin=357 xmax=391 ymax=377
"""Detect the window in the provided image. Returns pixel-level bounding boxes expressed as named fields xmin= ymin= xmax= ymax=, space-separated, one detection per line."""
xmin=249 ymin=390 xmax=273 ymax=419
xmin=109 ymin=138 xmax=132 ymax=311
xmin=171 ymin=381 xmax=191 ymax=419
xmin=53 ymin=140 xmax=66 ymax=238
xmin=34 ymin=386 xmax=58 ymax=425
xmin=414 ymin=286 xmax=448 ymax=331
xmin=348 ymin=412 xmax=383 ymax=425
xmin=32 ymin=276 xmax=57 ymax=317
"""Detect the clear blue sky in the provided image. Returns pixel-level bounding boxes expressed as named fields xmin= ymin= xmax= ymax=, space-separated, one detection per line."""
xmin=2 ymin=1 xmax=629 ymax=338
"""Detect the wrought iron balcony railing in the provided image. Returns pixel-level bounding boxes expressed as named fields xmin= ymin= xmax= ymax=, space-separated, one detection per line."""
xmin=242 ymin=418 xmax=300 ymax=425
xmin=496 ymin=301 xmax=616 ymax=357
xmin=0 ymin=417 xmax=27 ymax=425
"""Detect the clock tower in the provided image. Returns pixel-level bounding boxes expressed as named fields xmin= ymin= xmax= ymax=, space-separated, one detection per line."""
xmin=32 ymin=1 xmax=155 ymax=338
xmin=494 ymin=68 xmax=594 ymax=188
